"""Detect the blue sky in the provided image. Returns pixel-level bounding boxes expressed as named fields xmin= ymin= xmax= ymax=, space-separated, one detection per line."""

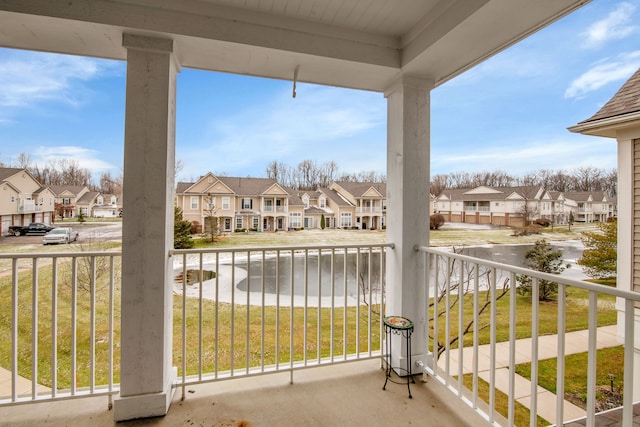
xmin=1 ymin=1 xmax=639 ymax=184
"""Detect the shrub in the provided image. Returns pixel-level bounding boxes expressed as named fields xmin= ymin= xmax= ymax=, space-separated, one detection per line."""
xmin=430 ymin=214 xmax=445 ymax=230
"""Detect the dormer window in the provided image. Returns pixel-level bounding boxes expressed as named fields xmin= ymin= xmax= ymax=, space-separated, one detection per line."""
xmin=319 ymin=196 xmax=326 ymax=208
xmin=302 ymin=195 xmax=309 ymax=208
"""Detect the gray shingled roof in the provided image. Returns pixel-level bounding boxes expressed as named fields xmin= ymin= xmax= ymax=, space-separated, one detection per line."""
xmin=0 ymin=167 xmax=23 ymax=181
xmin=319 ymin=187 xmax=352 ymax=206
xmin=77 ymin=191 xmax=100 ymax=204
xmin=334 ymin=181 xmax=386 ymax=197
xmin=580 ymin=67 xmax=640 ymax=123
xmin=49 ymin=185 xmax=88 ymax=196
xmin=438 ymin=186 xmax=542 ymax=201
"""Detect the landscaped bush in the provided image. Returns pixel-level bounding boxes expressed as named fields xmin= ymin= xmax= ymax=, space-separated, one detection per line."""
xmin=430 ymin=214 xmax=445 ymax=230
xmin=534 ymin=218 xmax=551 ymax=227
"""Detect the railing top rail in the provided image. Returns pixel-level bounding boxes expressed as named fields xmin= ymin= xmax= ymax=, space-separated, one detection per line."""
xmin=0 ymin=250 xmax=122 ymax=259
xmin=418 ymin=245 xmax=640 ymax=301
xmin=172 ymin=242 xmax=394 ymax=255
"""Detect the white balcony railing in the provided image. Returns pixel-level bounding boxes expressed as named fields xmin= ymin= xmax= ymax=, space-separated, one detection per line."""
xmin=356 ymin=207 xmax=382 ymax=214
xmin=171 ymin=243 xmax=389 ymax=399
xmin=0 ymin=244 xmax=389 ymax=408
xmin=416 ymin=246 xmax=639 ymax=427
xmin=0 ymin=250 xmax=121 ymax=407
xmin=1 ymin=244 xmax=638 ymax=427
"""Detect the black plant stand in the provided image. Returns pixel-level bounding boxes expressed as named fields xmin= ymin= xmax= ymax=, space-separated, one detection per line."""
xmin=382 ymin=316 xmax=414 ymax=398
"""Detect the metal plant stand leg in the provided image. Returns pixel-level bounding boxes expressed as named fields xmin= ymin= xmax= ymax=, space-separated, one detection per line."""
xmin=382 ymin=316 xmax=414 ymax=398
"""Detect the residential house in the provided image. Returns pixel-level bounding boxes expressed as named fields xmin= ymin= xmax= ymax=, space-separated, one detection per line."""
xmin=298 ymin=189 xmax=334 ymax=229
xmin=92 ymin=193 xmax=122 ymax=217
xmin=49 ymin=185 xmax=91 ymax=219
xmin=435 ymin=185 xmax=550 ymax=227
xmin=562 ymin=191 xmax=612 ymax=223
xmin=329 ymin=181 xmax=386 ymax=230
xmin=176 ymin=173 xmax=297 ymax=233
xmin=0 ymin=167 xmax=56 ymax=235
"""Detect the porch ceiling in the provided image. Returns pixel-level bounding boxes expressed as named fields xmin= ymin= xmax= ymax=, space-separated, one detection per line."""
xmin=0 ymin=0 xmax=589 ymax=91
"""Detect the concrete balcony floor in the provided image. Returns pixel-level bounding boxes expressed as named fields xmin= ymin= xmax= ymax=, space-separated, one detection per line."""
xmin=2 ymin=359 xmax=486 ymax=427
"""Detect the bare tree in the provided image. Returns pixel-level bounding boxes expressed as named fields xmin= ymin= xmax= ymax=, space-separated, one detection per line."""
xmin=203 ymin=193 xmax=220 ymax=242
xmin=430 ymin=248 xmax=510 ymax=359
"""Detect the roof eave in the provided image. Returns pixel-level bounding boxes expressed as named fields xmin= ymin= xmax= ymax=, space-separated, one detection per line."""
xmin=568 ymin=111 xmax=640 ymax=138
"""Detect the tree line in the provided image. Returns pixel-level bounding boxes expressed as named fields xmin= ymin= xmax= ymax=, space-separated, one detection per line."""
xmin=430 ymin=166 xmax=617 ymax=197
xmin=1 ymin=152 xmax=617 ymax=197
xmin=265 ymin=160 xmax=386 ymax=191
xmin=0 ymin=153 xmax=122 ymax=194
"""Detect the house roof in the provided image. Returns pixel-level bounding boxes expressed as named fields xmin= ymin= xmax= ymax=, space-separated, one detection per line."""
xmin=333 ymin=181 xmax=386 ymax=198
xmin=77 ymin=191 xmax=100 ymax=205
xmin=562 ymin=191 xmax=607 ymax=202
xmin=437 ymin=185 xmax=543 ymax=202
xmin=178 ymin=176 xmax=289 ymax=197
xmin=0 ymin=167 xmax=23 ymax=181
xmin=49 ymin=185 xmax=89 ymax=197
xmin=581 ymin=67 xmax=640 ymax=123
xmin=569 ymin=66 xmax=640 ymax=138
xmin=319 ymin=187 xmax=353 ymax=207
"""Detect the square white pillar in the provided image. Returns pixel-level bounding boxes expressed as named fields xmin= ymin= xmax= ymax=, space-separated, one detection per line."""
xmin=384 ymin=75 xmax=434 ymax=371
xmin=114 ymin=34 xmax=180 ymax=421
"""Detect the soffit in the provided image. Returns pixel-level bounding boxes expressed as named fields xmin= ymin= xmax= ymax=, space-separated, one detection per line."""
xmin=0 ymin=0 xmax=589 ymax=91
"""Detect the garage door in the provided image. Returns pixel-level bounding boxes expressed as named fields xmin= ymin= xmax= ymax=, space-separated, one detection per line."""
xmin=1 ymin=216 xmax=11 ymax=236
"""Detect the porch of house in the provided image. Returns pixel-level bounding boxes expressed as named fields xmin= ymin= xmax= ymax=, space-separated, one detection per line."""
xmin=3 ymin=360 xmax=485 ymax=427
xmin=1 ymin=1 xmax=639 ymax=426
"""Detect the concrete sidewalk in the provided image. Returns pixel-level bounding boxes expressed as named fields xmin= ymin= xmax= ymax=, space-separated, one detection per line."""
xmin=440 ymin=325 xmax=620 ymax=425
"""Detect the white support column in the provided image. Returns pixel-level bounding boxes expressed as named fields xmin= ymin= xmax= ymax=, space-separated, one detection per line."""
xmin=385 ymin=74 xmax=433 ymax=371
xmin=114 ymin=34 xmax=180 ymax=421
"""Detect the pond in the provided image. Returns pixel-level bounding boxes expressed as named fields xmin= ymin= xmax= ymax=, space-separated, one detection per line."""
xmin=173 ymin=241 xmax=586 ymax=305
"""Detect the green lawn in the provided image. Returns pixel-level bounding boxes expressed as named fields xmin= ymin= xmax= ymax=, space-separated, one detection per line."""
xmin=430 ymin=287 xmax=616 ymax=352
xmin=0 ymin=261 xmax=381 ymax=388
xmin=515 ymin=346 xmax=625 ymax=410
xmin=462 ymin=374 xmax=549 ymax=427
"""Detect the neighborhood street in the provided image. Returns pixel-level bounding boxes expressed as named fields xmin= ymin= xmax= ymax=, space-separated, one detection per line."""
xmin=0 ymin=222 xmax=122 ymax=246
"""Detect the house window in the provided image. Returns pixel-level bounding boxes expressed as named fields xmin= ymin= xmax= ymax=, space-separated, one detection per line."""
xmin=253 ymin=216 xmax=259 ymax=229
xmin=222 ymin=197 xmax=230 ymax=210
xmin=190 ymin=197 xmax=198 ymax=210
xmin=236 ymin=217 xmax=242 ymax=229
xmin=289 ymin=212 xmax=301 ymax=228
xmin=494 ymin=202 xmax=500 ymax=206
xmin=340 ymin=212 xmax=352 ymax=228
xmin=304 ymin=217 xmax=313 ymax=228
xmin=264 ymin=199 xmax=273 ymax=211
xmin=11 ymin=195 xmax=15 ymax=203
xmin=319 ymin=197 xmax=326 ymax=208
xmin=224 ymin=218 xmax=231 ymax=231
xmin=241 ymin=198 xmax=253 ymax=209
xmin=63 ymin=198 xmax=71 ymax=204
xmin=302 ymin=195 xmax=309 ymax=208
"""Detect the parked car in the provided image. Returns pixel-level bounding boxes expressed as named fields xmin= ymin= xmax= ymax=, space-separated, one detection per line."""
xmin=43 ymin=227 xmax=79 ymax=245
xmin=9 ymin=222 xmax=55 ymax=236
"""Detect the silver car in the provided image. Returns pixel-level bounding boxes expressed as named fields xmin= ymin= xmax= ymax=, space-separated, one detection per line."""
xmin=43 ymin=227 xmax=79 ymax=245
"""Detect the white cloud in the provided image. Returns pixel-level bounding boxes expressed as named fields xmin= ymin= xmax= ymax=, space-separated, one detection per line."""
xmin=432 ymin=137 xmax=616 ymax=176
xmin=564 ymin=50 xmax=640 ymax=99
xmin=0 ymin=49 xmax=114 ymax=109
xmin=179 ymin=84 xmax=386 ymax=178
xmin=582 ymin=2 xmax=638 ymax=48
xmin=30 ymin=145 xmax=117 ymax=173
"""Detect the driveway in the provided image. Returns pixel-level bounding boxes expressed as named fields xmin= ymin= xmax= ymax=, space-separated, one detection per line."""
xmin=0 ymin=222 xmax=122 ymax=245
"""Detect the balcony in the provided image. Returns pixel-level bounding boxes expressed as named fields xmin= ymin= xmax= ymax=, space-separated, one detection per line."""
xmin=0 ymin=245 xmax=637 ymax=426
xmin=356 ymin=206 xmax=382 ymax=214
